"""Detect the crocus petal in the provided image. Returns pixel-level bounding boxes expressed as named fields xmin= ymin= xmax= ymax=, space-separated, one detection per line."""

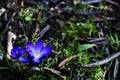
xmin=11 ymin=46 xmax=23 ymax=59
xmin=26 ymin=42 xmax=35 ymax=55
xmin=33 ymin=58 xmax=41 ymax=64
xmin=19 ymin=57 xmax=30 ymax=63
xmin=13 ymin=46 xmax=19 ymax=51
xmin=40 ymin=45 xmax=52 ymax=58
xmin=35 ymin=39 xmax=43 ymax=52
xmin=11 ymin=49 xmax=17 ymax=58
xmin=16 ymin=53 xmax=22 ymax=59
xmin=19 ymin=48 xmax=25 ymax=56
xmin=27 ymin=50 xmax=34 ymax=58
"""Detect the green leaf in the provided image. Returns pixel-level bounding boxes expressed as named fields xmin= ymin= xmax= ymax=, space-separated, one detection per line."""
xmin=25 ymin=16 xmax=32 ymax=21
xmin=78 ymin=44 xmax=95 ymax=52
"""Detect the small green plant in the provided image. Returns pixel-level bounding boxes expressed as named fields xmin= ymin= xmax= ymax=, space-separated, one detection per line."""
xmin=76 ymin=22 xmax=97 ymax=36
xmin=19 ymin=7 xmax=46 ymax=25
xmin=19 ymin=7 xmax=36 ymax=22
xmin=108 ymin=31 xmax=120 ymax=51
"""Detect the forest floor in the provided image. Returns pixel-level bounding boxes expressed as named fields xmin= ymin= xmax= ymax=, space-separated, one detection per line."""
xmin=0 ymin=0 xmax=120 ymax=80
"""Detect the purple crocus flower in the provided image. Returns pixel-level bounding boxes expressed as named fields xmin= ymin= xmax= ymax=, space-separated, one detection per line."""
xmin=26 ymin=39 xmax=52 ymax=64
xmin=11 ymin=46 xmax=30 ymax=63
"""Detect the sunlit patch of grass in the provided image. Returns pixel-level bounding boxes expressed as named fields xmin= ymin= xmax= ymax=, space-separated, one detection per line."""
xmin=107 ymin=30 xmax=120 ymax=51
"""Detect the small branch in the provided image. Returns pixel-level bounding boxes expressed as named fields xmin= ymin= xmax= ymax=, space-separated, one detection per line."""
xmin=81 ymin=0 xmax=103 ymax=5
xmin=82 ymin=52 xmax=120 ymax=68
xmin=113 ymin=58 xmax=119 ymax=80
xmin=22 ymin=66 xmax=66 ymax=79
xmin=36 ymin=25 xmax=50 ymax=38
xmin=6 ymin=12 xmax=16 ymax=28
xmin=58 ymin=54 xmax=80 ymax=67
xmin=81 ymin=0 xmax=119 ymax=6
xmin=18 ymin=0 xmax=24 ymax=7
xmin=58 ymin=52 xmax=120 ymax=68
xmin=33 ymin=12 xmax=41 ymax=38
xmin=43 ymin=67 xmax=66 ymax=79
xmin=105 ymin=0 xmax=119 ymax=6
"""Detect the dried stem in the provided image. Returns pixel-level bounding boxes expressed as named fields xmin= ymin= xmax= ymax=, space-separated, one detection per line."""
xmin=82 ymin=52 xmax=120 ymax=68
xmin=43 ymin=67 xmax=66 ymax=79
xmin=33 ymin=12 xmax=41 ymax=38
xmin=58 ymin=54 xmax=80 ymax=67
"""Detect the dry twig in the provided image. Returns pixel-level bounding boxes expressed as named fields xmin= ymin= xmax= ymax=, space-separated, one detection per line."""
xmin=82 ymin=52 xmax=120 ymax=68
xmin=58 ymin=54 xmax=80 ymax=67
xmin=43 ymin=67 xmax=66 ymax=79
xmin=33 ymin=12 xmax=41 ymax=37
